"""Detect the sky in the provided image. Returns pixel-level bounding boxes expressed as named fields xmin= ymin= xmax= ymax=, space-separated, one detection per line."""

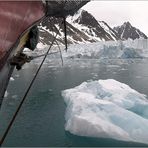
xmin=82 ymin=1 xmax=148 ymax=36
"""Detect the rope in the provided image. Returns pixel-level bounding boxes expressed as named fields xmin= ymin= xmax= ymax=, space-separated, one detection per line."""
xmin=63 ymin=17 xmax=68 ymax=51
xmin=0 ymin=20 xmax=63 ymax=147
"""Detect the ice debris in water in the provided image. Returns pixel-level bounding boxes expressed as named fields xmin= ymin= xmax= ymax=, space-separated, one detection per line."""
xmin=4 ymin=91 xmax=8 ymax=98
xmin=10 ymin=77 xmax=15 ymax=81
xmin=62 ymin=79 xmax=148 ymax=144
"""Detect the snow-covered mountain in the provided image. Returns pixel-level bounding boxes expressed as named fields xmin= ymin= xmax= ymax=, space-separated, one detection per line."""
xmin=40 ymin=17 xmax=96 ymax=45
xmin=114 ymin=22 xmax=148 ymax=40
xmin=39 ymin=10 xmax=147 ymax=45
xmin=39 ymin=9 xmax=120 ymax=45
xmin=67 ymin=10 xmax=119 ymax=41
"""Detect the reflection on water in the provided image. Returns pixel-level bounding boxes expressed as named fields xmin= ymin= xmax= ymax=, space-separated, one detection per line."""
xmin=0 ymin=58 xmax=148 ymax=147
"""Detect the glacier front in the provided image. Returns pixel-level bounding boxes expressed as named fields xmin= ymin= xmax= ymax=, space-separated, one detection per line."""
xmin=62 ymin=79 xmax=148 ymax=144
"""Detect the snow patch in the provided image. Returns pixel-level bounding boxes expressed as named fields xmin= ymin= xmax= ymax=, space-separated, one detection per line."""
xmin=99 ymin=21 xmax=116 ymax=41
xmin=62 ymin=79 xmax=148 ymax=144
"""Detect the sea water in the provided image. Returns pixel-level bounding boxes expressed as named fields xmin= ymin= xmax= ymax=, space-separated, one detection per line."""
xmin=0 ymin=58 xmax=148 ymax=147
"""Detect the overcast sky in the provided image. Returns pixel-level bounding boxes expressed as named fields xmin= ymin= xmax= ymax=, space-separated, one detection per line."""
xmin=82 ymin=1 xmax=148 ymax=36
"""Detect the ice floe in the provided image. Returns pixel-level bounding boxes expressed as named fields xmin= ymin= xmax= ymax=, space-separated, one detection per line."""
xmin=62 ymin=79 xmax=148 ymax=144
xmin=10 ymin=77 xmax=15 ymax=81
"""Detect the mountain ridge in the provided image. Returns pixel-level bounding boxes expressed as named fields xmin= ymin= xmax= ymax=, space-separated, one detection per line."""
xmin=113 ymin=21 xmax=147 ymax=40
xmin=39 ymin=9 xmax=147 ymax=45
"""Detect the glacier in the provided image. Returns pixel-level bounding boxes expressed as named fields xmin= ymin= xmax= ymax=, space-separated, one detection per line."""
xmin=61 ymin=40 xmax=146 ymax=59
xmin=62 ymin=79 xmax=148 ymax=144
xmin=24 ymin=39 xmax=148 ymax=60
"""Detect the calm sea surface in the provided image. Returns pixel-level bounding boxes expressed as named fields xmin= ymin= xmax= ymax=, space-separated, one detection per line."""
xmin=0 ymin=58 xmax=148 ymax=147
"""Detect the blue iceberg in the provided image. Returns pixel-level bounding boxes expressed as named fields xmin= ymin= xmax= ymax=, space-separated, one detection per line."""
xmin=62 ymin=79 xmax=148 ymax=144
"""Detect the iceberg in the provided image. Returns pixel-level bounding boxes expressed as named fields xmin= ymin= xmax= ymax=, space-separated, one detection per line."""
xmin=62 ymin=79 xmax=148 ymax=144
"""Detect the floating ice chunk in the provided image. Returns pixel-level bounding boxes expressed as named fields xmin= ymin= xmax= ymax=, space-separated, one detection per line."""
xmin=62 ymin=79 xmax=148 ymax=144
xmin=15 ymin=74 xmax=19 ymax=78
xmin=4 ymin=91 xmax=8 ymax=98
xmin=10 ymin=77 xmax=15 ymax=81
xmin=12 ymin=95 xmax=18 ymax=99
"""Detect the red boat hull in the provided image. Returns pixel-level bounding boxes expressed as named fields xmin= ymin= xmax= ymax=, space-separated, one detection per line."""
xmin=0 ymin=1 xmax=45 ymax=106
xmin=0 ymin=1 xmax=45 ymax=70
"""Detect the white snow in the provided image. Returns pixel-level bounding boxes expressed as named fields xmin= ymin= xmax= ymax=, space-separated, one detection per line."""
xmin=62 ymin=79 xmax=148 ymax=144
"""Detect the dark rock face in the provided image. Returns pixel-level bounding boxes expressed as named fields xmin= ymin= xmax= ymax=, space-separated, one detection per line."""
xmin=72 ymin=10 xmax=120 ymax=41
xmin=114 ymin=22 xmax=148 ymax=40
xmin=75 ymin=10 xmax=99 ymax=28
xmin=40 ymin=17 xmax=95 ymax=45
